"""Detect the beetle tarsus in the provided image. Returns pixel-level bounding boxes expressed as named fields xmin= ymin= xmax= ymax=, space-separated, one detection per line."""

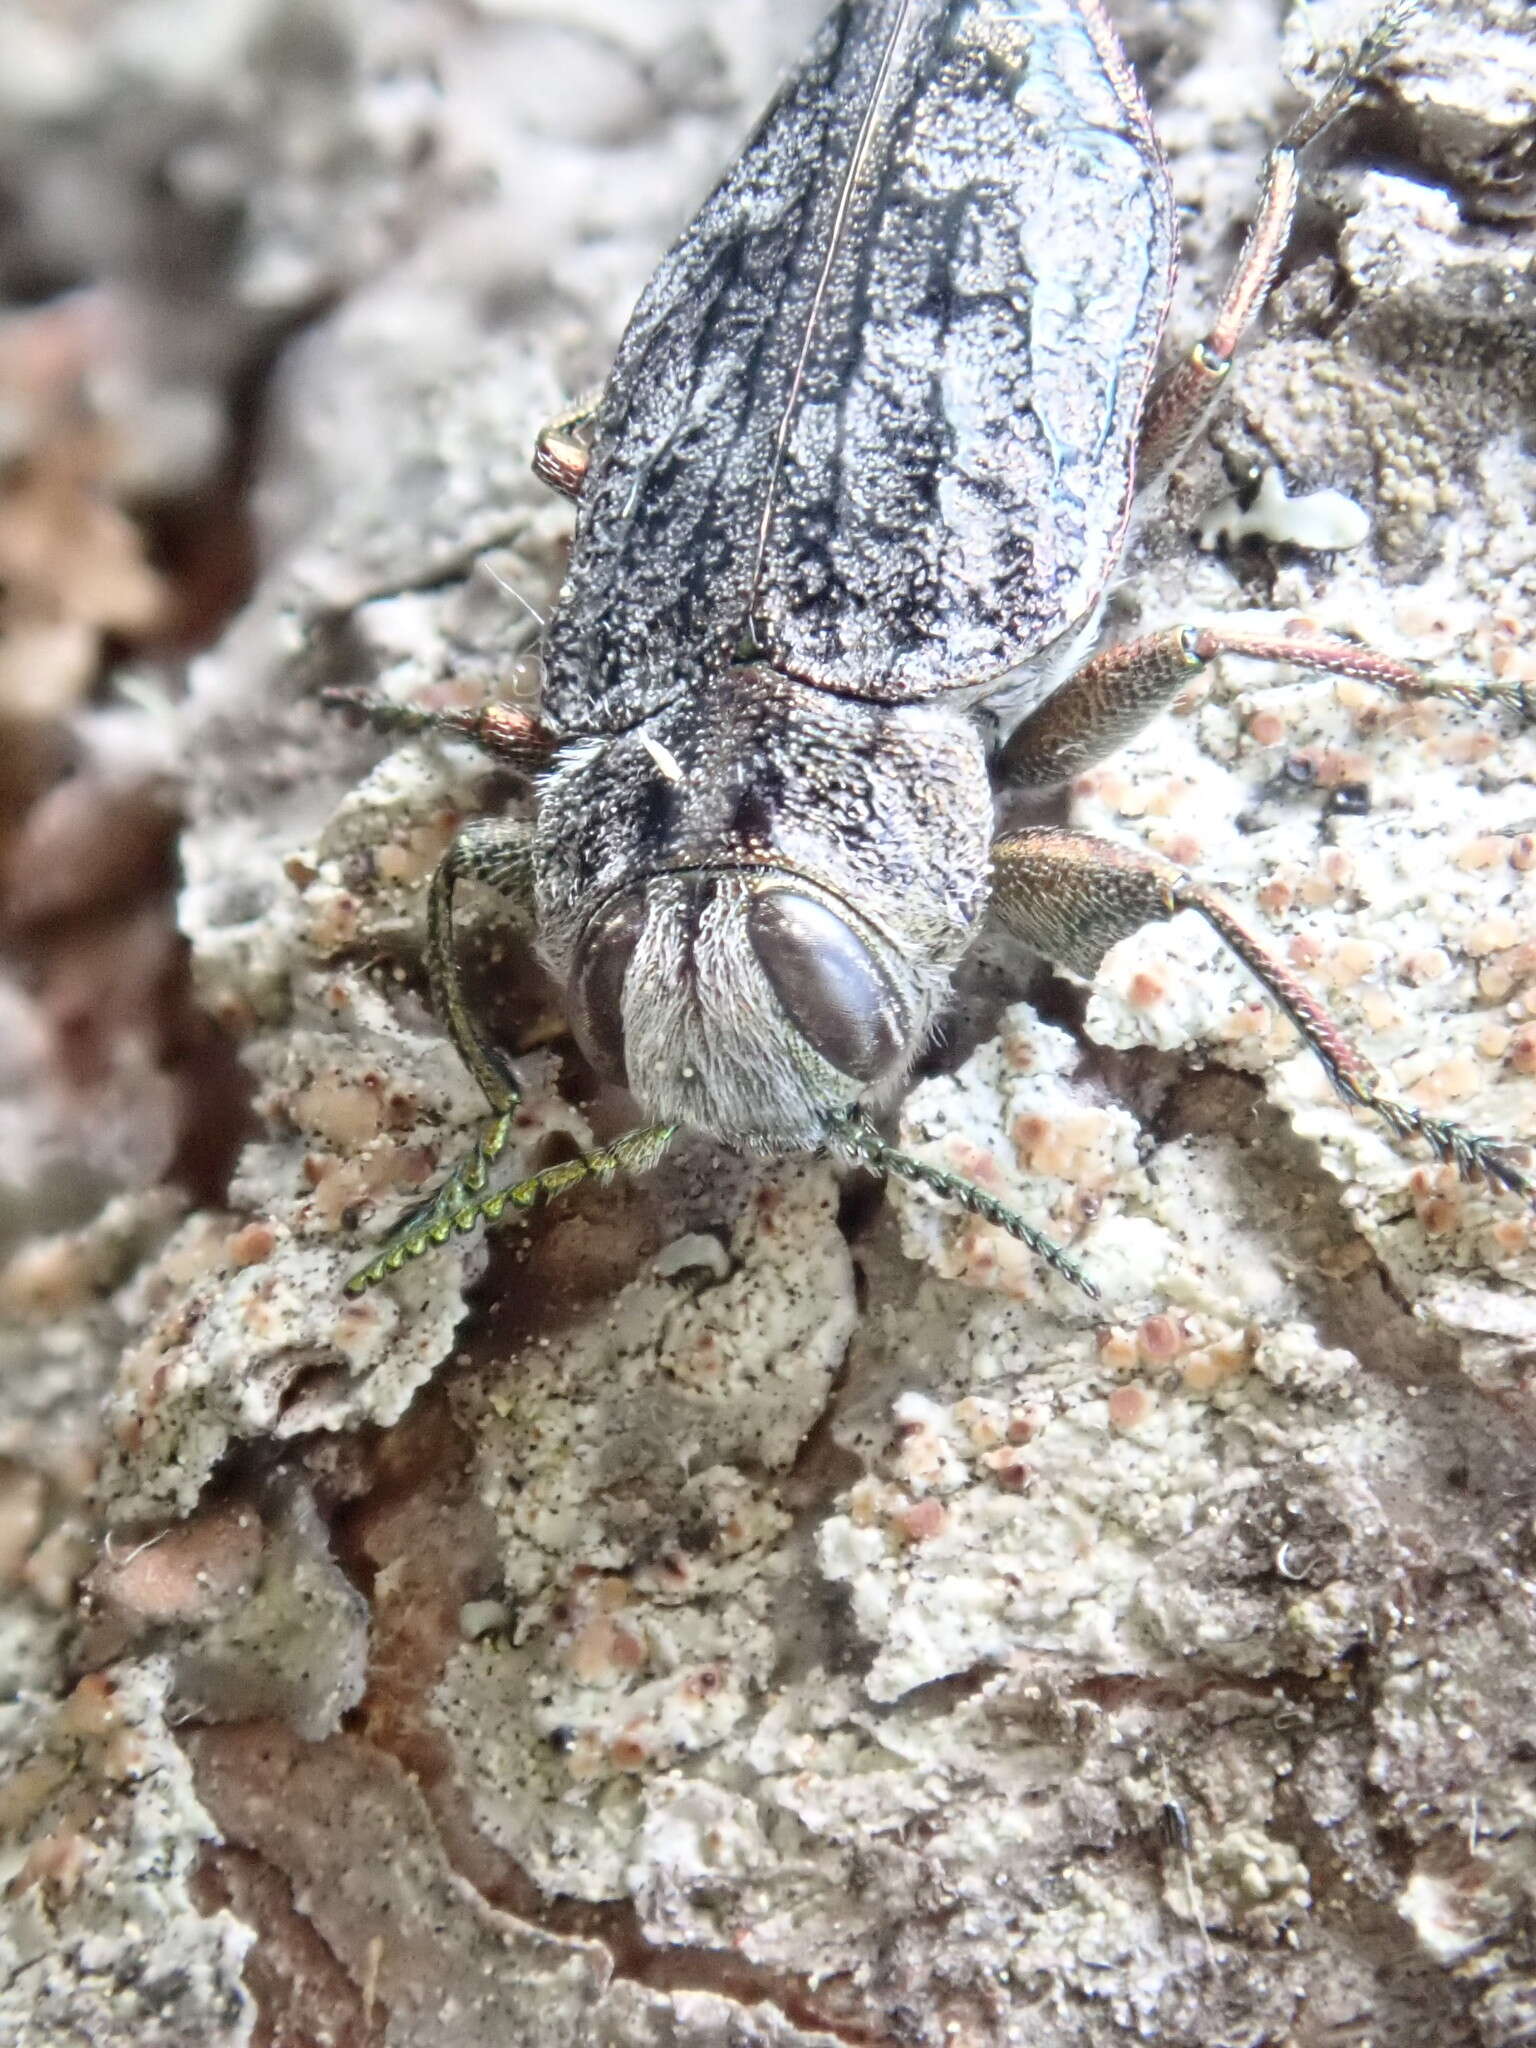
xmin=341 ymin=1124 xmax=678 ymax=1294
xmin=835 ymin=1113 xmax=1100 ymax=1302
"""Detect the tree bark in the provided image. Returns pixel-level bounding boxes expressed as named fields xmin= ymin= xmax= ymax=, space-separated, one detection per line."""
xmin=2 ymin=3 xmax=1535 ymax=2043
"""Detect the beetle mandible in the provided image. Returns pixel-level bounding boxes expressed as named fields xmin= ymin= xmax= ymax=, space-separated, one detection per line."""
xmin=328 ymin=0 xmax=1535 ymax=1297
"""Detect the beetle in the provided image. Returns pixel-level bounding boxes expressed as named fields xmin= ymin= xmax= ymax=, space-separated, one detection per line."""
xmin=328 ymin=0 xmax=1534 ymax=1298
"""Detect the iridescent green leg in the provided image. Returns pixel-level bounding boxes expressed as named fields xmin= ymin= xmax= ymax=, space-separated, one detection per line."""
xmin=344 ymin=1124 xmax=677 ymax=1294
xmin=990 ymin=827 xmax=1536 ymax=1206
xmin=343 ymin=818 xmax=538 ymax=1295
xmin=833 ymin=1111 xmax=1099 ymax=1301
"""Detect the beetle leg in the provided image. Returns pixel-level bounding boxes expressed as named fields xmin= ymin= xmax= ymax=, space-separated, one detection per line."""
xmin=998 ymin=622 xmax=1532 ymax=792
xmin=342 ymin=1123 xmax=676 ymax=1294
xmin=426 ymin=818 xmax=538 ymax=1105
xmin=998 ymin=626 xmax=1205 ymax=788
xmin=321 ymin=688 xmax=558 ymax=772
xmin=341 ymin=820 xmax=539 ymax=1292
xmin=990 ymin=825 xmax=1536 ymax=1207
xmin=1137 ymin=150 xmax=1296 ymax=485
xmin=531 ymin=387 xmax=604 ymax=498
xmin=833 ymin=1111 xmax=1098 ymax=1300
xmin=1138 ymin=4 xmax=1415 ymax=485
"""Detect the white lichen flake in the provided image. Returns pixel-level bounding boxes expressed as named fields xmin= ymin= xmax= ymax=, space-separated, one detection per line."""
xmin=429 ymin=1163 xmax=855 ymax=1900
xmin=0 ymin=1661 xmax=254 ymax=2045
xmin=858 ymin=1011 xmax=1386 ymax=1697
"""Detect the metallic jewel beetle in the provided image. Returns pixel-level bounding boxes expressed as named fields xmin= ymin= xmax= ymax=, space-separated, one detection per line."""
xmin=329 ymin=0 xmax=1534 ymax=1297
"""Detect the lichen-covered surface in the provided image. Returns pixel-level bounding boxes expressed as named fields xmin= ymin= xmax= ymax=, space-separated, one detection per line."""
xmin=2 ymin=1 xmax=1535 ymax=2044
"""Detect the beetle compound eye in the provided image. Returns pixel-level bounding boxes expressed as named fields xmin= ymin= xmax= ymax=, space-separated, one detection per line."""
xmin=569 ymin=890 xmax=647 ymax=1084
xmin=747 ymin=891 xmax=907 ymax=1084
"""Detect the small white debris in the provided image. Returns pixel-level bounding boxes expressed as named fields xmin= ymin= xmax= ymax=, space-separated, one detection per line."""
xmin=459 ymin=1600 xmax=510 ymax=1640
xmin=639 ymin=731 xmax=685 ymax=782
xmin=891 ymin=1391 xmax=953 ymax=1433
xmin=652 ymin=1232 xmax=732 ymax=1281
xmin=1398 ymin=1868 xmax=1487 ymax=1964
xmin=1198 ymin=467 xmax=1372 ymax=554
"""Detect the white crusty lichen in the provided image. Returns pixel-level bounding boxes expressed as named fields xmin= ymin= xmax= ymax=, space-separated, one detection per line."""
xmin=858 ymin=1012 xmax=1405 ymax=1697
xmin=1074 ymin=541 xmax=1536 ymax=1328
xmin=101 ymin=959 xmax=589 ymax=1521
xmin=0 ymin=1659 xmax=254 ymax=2045
xmin=431 ymin=1162 xmax=856 ymax=1899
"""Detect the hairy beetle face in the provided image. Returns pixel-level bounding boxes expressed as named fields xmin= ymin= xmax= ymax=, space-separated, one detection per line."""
xmin=534 ymin=682 xmax=993 ymax=1151
xmin=567 ymin=869 xmax=923 ymax=1151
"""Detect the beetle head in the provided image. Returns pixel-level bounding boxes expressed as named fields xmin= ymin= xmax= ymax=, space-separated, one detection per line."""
xmin=535 ymin=672 xmax=993 ymax=1151
xmin=565 ymin=866 xmax=933 ymax=1152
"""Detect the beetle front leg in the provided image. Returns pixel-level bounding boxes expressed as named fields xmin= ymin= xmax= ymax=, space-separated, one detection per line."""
xmin=1137 ymin=5 xmax=1414 ymax=485
xmin=997 ymin=623 xmax=1532 ymax=792
xmin=424 ymin=818 xmax=536 ymax=1108
xmin=989 ymin=826 xmax=1536 ymax=1207
xmin=346 ymin=1122 xmax=678 ymax=1295
xmin=344 ymin=819 xmax=540 ymax=1294
xmin=531 ymin=387 xmax=603 ymax=499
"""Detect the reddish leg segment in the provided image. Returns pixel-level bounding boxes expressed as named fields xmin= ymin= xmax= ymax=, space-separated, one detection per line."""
xmin=997 ymin=623 xmax=1531 ymax=792
xmin=531 ymin=388 xmax=603 ymax=499
xmin=989 ymin=826 xmax=1536 ymax=1206
xmin=1137 ymin=5 xmax=1416 ymax=485
xmin=320 ymin=687 xmax=558 ymax=772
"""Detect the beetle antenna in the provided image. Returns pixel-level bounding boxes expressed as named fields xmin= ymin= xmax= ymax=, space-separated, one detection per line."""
xmin=832 ymin=1112 xmax=1099 ymax=1301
